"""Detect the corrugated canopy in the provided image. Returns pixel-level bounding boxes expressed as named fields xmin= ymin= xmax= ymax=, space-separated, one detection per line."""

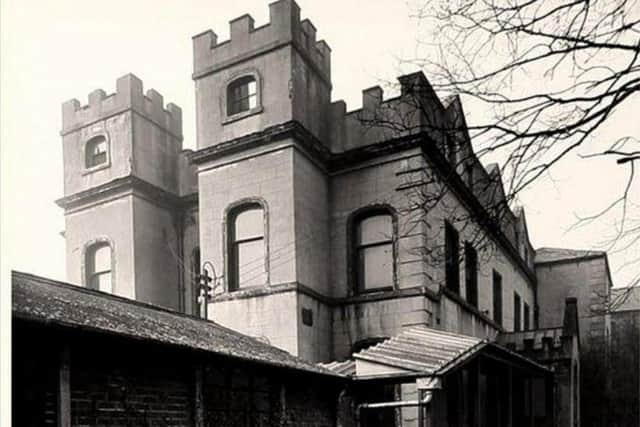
xmin=12 ymin=271 xmax=341 ymax=378
xmin=322 ymin=326 xmax=549 ymax=380
xmin=353 ymin=327 xmax=486 ymax=379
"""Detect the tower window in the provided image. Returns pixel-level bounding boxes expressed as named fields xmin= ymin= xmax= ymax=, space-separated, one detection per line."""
xmin=524 ymin=302 xmax=530 ymax=331
xmin=354 ymin=212 xmax=394 ymax=293
xmin=228 ymin=203 xmax=266 ymax=291
xmin=86 ymin=242 xmax=112 ymax=293
xmin=445 ymin=221 xmax=460 ymax=294
xmin=227 ymin=75 xmax=258 ymax=116
xmin=85 ymin=135 xmax=108 ymax=168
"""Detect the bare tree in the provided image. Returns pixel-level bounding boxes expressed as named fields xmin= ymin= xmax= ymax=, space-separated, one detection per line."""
xmin=358 ymin=0 xmax=640 ymax=297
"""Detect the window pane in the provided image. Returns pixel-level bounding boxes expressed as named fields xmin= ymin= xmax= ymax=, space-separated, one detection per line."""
xmin=234 ymin=207 xmax=263 ymax=240
xmin=359 ymin=243 xmax=393 ymax=290
xmin=93 ymin=245 xmax=111 ymax=272
xmin=237 ymin=239 xmax=266 ymax=287
xmin=227 ymin=76 xmax=257 ymax=115
xmin=95 ymin=272 xmax=112 ymax=293
xmin=247 ymin=80 xmax=257 ymax=96
xmin=357 ymin=215 xmax=392 ymax=246
xmin=248 ymin=93 xmax=257 ymax=109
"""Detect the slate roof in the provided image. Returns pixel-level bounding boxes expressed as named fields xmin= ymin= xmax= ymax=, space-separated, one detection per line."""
xmin=12 ymin=271 xmax=341 ymax=378
xmin=535 ymin=247 xmax=605 ymax=264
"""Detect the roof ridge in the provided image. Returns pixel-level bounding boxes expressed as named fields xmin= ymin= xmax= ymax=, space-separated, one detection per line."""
xmin=11 ymin=270 xmax=212 ymax=323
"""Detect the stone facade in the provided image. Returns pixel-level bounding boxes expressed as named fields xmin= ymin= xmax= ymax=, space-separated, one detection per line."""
xmin=58 ymin=0 xmax=575 ymax=372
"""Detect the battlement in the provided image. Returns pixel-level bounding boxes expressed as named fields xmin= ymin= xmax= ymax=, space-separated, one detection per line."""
xmin=61 ymin=74 xmax=182 ymax=139
xmin=192 ymin=0 xmax=331 ymax=81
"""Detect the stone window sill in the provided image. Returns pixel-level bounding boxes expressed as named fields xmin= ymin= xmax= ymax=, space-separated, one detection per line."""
xmin=222 ymin=106 xmax=263 ymax=125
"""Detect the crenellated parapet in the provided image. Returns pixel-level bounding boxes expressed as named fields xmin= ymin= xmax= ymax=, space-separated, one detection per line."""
xmin=61 ymin=74 xmax=182 ymax=139
xmin=192 ymin=0 xmax=331 ymax=82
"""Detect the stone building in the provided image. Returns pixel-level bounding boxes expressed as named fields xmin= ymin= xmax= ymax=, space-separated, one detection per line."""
xmin=44 ymin=0 xmax=623 ymax=425
xmin=535 ymin=249 xmax=639 ymax=427
xmin=56 ymin=0 xmax=537 ymax=363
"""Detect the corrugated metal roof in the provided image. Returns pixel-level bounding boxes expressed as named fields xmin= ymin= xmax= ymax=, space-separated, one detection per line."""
xmin=12 ymin=271 xmax=342 ymax=378
xmin=354 ymin=327 xmax=486 ymax=376
xmin=320 ymin=327 xmax=487 ymax=378
xmin=322 ymin=327 xmax=550 ymax=379
xmin=319 ymin=360 xmax=356 ymax=376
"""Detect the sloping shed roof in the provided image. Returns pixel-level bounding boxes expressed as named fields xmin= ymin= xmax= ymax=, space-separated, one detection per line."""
xmin=12 ymin=271 xmax=340 ymax=378
xmin=535 ymin=247 xmax=605 ymax=264
xmin=322 ymin=326 xmax=549 ymax=379
xmin=320 ymin=359 xmax=356 ymax=376
xmin=354 ymin=327 xmax=485 ymax=377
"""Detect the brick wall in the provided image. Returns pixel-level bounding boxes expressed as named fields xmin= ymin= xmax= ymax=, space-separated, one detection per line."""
xmin=13 ymin=320 xmax=344 ymax=427
xmin=70 ymin=338 xmax=194 ymax=426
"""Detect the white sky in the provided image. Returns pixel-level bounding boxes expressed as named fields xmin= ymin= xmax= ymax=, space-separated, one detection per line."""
xmin=1 ymin=0 xmax=638 ymax=289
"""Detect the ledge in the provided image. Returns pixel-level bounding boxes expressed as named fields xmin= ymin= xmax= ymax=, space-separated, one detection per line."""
xmin=209 ymin=281 xmax=440 ymax=307
xmin=56 ymin=176 xmax=196 ymax=212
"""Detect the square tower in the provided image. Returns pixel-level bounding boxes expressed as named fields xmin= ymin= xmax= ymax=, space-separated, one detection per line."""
xmin=191 ymin=0 xmax=334 ymax=361
xmin=57 ymin=74 xmax=187 ymax=310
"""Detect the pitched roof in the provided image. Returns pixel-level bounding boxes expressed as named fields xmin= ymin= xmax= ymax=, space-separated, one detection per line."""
xmin=353 ymin=326 xmax=485 ymax=376
xmin=11 ymin=271 xmax=341 ymax=378
xmin=321 ymin=326 xmax=549 ymax=379
xmin=535 ymin=247 xmax=605 ymax=264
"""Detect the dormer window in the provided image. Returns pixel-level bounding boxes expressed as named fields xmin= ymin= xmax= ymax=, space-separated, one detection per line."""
xmin=227 ymin=75 xmax=257 ymax=116
xmin=85 ymin=135 xmax=108 ymax=169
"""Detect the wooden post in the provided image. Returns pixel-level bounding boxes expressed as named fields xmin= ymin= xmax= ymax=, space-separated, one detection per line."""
xmin=57 ymin=345 xmax=71 ymax=427
xmin=507 ymin=366 xmax=513 ymax=427
xmin=194 ymin=364 xmax=205 ymax=427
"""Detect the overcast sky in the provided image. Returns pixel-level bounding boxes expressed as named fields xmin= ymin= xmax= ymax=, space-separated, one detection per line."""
xmin=1 ymin=0 xmax=638 ymax=289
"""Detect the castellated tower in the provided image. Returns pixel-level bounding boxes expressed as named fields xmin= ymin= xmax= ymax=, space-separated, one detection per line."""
xmin=57 ymin=74 xmax=192 ymax=311
xmin=191 ymin=0 xmax=334 ymax=361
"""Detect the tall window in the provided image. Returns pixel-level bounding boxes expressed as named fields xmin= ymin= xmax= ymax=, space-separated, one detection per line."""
xmin=354 ymin=212 xmax=394 ymax=292
xmin=227 ymin=76 xmax=257 ymax=116
xmin=228 ymin=204 xmax=266 ymax=291
xmin=514 ymin=292 xmax=522 ymax=332
xmin=85 ymin=135 xmax=108 ymax=168
xmin=493 ymin=270 xmax=503 ymax=326
xmin=86 ymin=242 xmax=112 ymax=293
xmin=524 ymin=302 xmax=530 ymax=331
xmin=464 ymin=242 xmax=478 ymax=306
xmin=445 ymin=221 xmax=460 ymax=294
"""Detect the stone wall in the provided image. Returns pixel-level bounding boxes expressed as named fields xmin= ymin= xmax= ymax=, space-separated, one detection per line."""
xmin=535 ymin=256 xmax=611 ymax=348
xmin=64 ymin=195 xmax=136 ymax=299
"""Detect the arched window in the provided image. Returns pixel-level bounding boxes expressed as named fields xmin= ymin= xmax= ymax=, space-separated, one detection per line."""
xmin=86 ymin=242 xmax=112 ymax=293
xmin=227 ymin=203 xmax=266 ymax=291
xmin=85 ymin=135 xmax=108 ymax=168
xmin=353 ymin=211 xmax=394 ymax=292
xmin=227 ymin=75 xmax=257 ymax=116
